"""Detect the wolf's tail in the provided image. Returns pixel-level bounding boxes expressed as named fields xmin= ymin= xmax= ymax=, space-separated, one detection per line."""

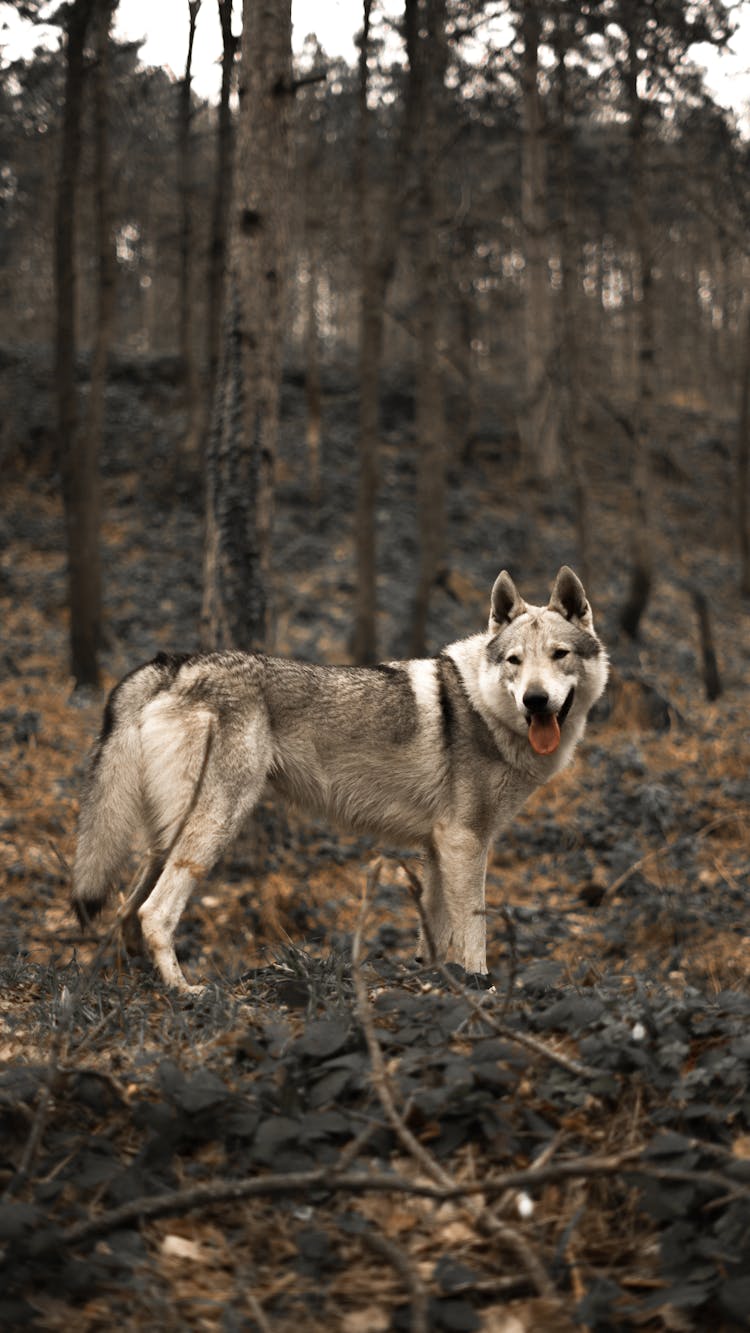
xmin=71 ymin=659 xmax=172 ymax=925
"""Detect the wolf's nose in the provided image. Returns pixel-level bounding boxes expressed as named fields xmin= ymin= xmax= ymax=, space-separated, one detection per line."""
xmin=523 ymin=689 xmax=550 ymax=715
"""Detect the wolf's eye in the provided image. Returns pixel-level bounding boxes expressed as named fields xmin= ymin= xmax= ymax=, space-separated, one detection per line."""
xmin=552 ymin=648 xmax=569 ymax=660
xmin=506 ymin=654 xmax=521 ymax=666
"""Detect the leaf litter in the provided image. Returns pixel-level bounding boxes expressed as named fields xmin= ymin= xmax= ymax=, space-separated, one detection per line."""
xmin=0 ymin=368 xmax=748 ymax=1330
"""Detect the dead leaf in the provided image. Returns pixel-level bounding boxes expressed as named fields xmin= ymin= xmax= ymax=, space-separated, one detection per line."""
xmin=383 ymin=1206 xmax=419 ymax=1237
xmin=161 ymin=1234 xmax=205 ymax=1262
xmin=480 ymin=1310 xmax=527 ymax=1333
xmin=436 ymin=1220 xmax=476 ymax=1245
xmin=482 ymin=1301 xmax=577 ymax=1332
xmin=342 ymin=1308 xmax=390 ymax=1333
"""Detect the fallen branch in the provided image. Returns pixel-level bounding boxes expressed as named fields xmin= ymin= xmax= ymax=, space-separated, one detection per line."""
xmin=351 ymin=862 xmax=454 ymax=1184
xmin=246 ymin=1291 xmax=272 ymax=1333
xmin=12 ymin=1149 xmax=745 ymax=1266
xmin=352 ymin=863 xmax=556 ymax=1302
xmin=361 ymin=1230 xmax=429 ymax=1333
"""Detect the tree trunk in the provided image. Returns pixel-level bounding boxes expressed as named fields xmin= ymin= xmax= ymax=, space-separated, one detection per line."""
xmin=553 ymin=11 xmax=591 ymax=591
xmin=304 ymin=245 xmax=322 ymax=508
xmin=409 ymin=0 xmax=447 ymax=658
xmin=518 ymin=0 xmax=559 ymax=481
xmin=206 ymin=0 xmax=236 ymax=411
xmin=692 ymin=590 xmax=721 ymax=701
xmin=455 ymin=223 xmax=479 ymax=465
xmin=202 ymin=0 xmax=292 ymax=651
xmin=739 ymin=305 xmax=750 ymax=597
xmin=619 ymin=13 xmax=655 ymax=639
xmin=352 ymin=0 xmax=419 ymax=664
xmin=56 ymin=0 xmax=98 ymax=688
xmin=178 ymin=0 xmax=201 ymax=455
xmin=352 ymin=0 xmax=379 ymax=665
xmin=79 ymin=0 xmax=116 ymax=645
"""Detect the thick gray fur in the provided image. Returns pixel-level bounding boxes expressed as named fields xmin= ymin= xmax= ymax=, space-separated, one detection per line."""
xmin=72 ymin=566 xmax=609 ymax=993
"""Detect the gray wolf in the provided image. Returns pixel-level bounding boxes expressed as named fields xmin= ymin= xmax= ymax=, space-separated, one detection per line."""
xmin=72 ymin=566 xmax=608 ymax=994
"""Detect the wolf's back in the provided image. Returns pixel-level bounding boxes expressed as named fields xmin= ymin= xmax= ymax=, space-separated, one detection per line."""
xmin=71 ymin=658 xmax=174 ymax=923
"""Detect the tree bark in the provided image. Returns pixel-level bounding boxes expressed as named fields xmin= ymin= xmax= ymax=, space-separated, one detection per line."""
xmin=553 ymin=9 xmax=591 ymax=591
xmin=518 ymin=0 xmax=559 ymax=481
xmin=739 ymin=305 xmax=750 ymax=597
xmin=202 ymin=0 xmax=292 ymax=651
xmin=56 ymin=0 xmax=98 ymax=688
xmin=454 ymin=221 xmax=479 ymax=465
xmin=206 ymin=0 xmax=236 ymax=410
xmin=304 ymin=244 xmax=322 ymax=508
xmin=692 ymin=590 xmax=721 ymax=701
xmin=300 ymin=68 xmax=323 ymax=512
xmin=409 ymin=0 xmax=447 ymax=658
xmin=178 ymin=0 xmax=201 ymax=454
xmin=352 ymin=0 xmax=420 ymax=663
xmin=619 ymin=10 xmax=655 ymax=639
xmin=78 ymin=0 xmax=116 ymax=645
xmin=352 ymin=0 xmax=379 ymax=665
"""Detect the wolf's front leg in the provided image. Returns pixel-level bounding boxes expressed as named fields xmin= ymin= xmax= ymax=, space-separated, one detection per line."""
xmin=422 ymin=827 xmax=489 ymax=974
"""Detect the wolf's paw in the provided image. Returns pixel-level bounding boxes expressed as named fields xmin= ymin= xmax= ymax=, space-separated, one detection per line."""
xmin=174 ymin=981 xmax=209 ymax=1001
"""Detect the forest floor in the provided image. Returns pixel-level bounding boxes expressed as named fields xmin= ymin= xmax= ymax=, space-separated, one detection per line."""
xmin=0 ymin=352 xmax=749 ymax=1331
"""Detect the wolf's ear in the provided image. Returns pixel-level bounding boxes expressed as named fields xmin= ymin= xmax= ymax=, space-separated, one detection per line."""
xmin=549 ymin=566 xmax=593 ymax=629
xmin=489 ymin=571 xmax=526 ymax=631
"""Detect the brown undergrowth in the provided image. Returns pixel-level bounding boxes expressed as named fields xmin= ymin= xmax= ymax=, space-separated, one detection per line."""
xmin=1 ymin=411 xmax=749 ymax=1330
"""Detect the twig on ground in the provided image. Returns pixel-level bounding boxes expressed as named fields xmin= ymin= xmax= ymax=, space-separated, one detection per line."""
xmin=352 ymin=862 xmax=556 ymax=1301
xmin=361 ymin=1230 xmax=429 ymax=1333
xmin=493 ymin=1129 xmax=565 ymax=1219
xmin=351 ymin=861 xmax=457 ymax=1182
xmin=12 ymin=1150 xmax=743 ymax=1266
xmin=246 ymin=1290 xmax=273 ymax=1333
xmin=2 ymin=1068 xmax=62 ymax=1202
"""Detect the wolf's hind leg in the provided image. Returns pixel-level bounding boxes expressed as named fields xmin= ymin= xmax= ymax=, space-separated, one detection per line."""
xmin=138 ymin=849 xmax=217 ymax=994
xmin=138 ymin=774 xmax=268 ymax=994
xmin=120 ymin=852 xmax=165 ymax=956
xmin=138 ymin=812 xmax=237 ymax=994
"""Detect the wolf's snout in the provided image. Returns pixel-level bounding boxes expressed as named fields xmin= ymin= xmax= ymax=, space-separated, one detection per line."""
xmin=523 ymin=689 xmax=550 ymax=716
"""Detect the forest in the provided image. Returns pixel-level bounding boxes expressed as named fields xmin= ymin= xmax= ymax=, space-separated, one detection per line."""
xmin=0 ymin=0 xmax=749 ymax=1328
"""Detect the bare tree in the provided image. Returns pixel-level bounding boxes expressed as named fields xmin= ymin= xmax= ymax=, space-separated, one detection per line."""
xmin=352 ymin=0 xmax=419 ymax=664
xmin=83 ymin=0 xmax=117 ymax=549
xmin=618 ymin=3 xmax=655 ymax=639
xmin=409 ymin=0 xmax=447 ymax=658
xmin=206 ymin=0 xmax=236 ymax=409
xmin=518 ymin=0 xmax=559 ymax=481
xmin=739 ymin=305 xmax=750 ymax=596
xmin=178 ymin=0 xmax=202 ymax=454
xmin=303 ymin=238 xmax=322 ymax=508
xmin=202 ymin=0 xmax=293 ymax=650
xmin=352 ymin=0 xmax=380 ymax=665
xmin=552 ymin=4 xmax=591 ymax=590
xmin=56 ymin=0 xmax=99 ymax=688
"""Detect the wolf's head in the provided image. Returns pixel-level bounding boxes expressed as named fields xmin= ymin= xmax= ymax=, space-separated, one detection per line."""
xmin=479 ymin=566 xmax=608 ymax=756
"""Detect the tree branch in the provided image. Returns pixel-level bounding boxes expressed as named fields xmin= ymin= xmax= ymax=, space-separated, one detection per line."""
xmin=351 ymin=861 xmax=556 ymax=1302
xmin=15 ymin=1149 xmax=742 ymax=1267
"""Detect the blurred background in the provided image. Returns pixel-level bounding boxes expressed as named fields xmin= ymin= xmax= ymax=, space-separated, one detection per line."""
xmin=0 ymin=0 xmax=748 ymax=685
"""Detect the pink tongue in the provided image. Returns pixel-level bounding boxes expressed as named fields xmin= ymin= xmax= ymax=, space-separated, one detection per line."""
xmin=529 ymin=713 xmax=561 ymax=755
